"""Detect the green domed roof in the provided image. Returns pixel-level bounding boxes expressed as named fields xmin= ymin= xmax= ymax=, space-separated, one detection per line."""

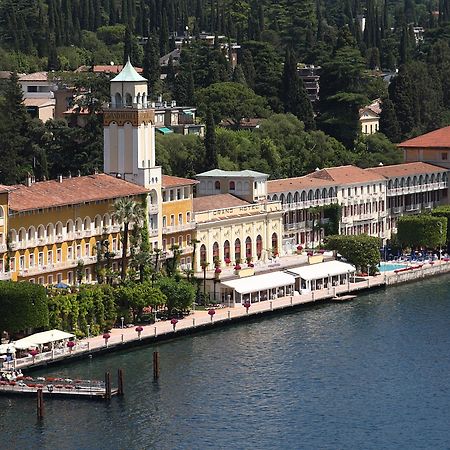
xmin=111 ymin=58 xmax=147 ymax=82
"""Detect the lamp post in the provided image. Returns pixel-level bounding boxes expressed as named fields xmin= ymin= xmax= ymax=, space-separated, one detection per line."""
xmin=87 ymin=324 xmax=90 ymax=339
xmin=121 ymin=316 xmax=124 ymax=329
xmin=438 ymin=221 xmax=443 ymax=261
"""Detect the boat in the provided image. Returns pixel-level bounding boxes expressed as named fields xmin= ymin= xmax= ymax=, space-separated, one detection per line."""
xmin=332 ymin=295 xmax=356 ymax=302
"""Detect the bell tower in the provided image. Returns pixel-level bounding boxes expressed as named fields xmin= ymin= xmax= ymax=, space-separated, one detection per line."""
xmin=103 ymin=59 xmax=162 ymax=248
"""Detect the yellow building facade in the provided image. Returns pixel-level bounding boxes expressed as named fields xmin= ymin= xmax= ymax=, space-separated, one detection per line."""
xmin=161 ymin=175 xmax=198 ymax=269
xmin=0 ymin=174 xmax=148 ymax=285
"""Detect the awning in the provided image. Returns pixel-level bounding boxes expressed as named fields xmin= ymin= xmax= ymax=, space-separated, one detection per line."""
xmin=221 ymin=271 xmax=295 ymax=295
xmin=14 ymin=330 xmax=75 ymax=350
xmin=0 ymin=344 xmax=15 ymax=354
xmin=157 ymin=127 xmax=173 ymax=134
xmin=286 ymin=261 xmax=356 ymax=281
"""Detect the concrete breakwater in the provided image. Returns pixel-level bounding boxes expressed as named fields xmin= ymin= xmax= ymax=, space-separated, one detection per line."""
xmin=13 ymin=260 xmax=450 ymax=372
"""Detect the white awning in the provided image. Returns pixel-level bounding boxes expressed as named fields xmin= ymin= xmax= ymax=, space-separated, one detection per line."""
xmin=221 ymin=271 xmax=295 ymax=294
xmin=0 ymin=344 xmax=15 ymax=354
xmin=287 ymin=261 xmax=356 ymax=281
xmin=14 ymin=330 xmax=74 ymax=350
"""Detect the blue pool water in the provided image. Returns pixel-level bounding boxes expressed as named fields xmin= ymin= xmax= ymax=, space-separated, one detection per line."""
xmin=1 ymin=275 xmax=450 ymax=449
xmin=379 ymin=262 xmax=408 ymax=272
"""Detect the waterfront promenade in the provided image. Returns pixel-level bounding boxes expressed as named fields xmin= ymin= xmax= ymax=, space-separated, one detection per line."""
xmin=11 ymin=259 xmax=450 ymax=371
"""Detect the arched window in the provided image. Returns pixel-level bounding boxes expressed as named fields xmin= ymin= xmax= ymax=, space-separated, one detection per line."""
xmin=407 ymin=177 xmax=411 ymax=187
xmin=66 ymin=220 xmax=73 ymax=235
xmin=46 ymin=224 xmax=54 ymax=238
xmin=215 ymin=180 xmax=221 ymax=190
xmin=271 ymin=233 xmax=278 ymax=255
xmin=308 ymin=190 xmax=314 ymax=200
xmin=94 ymin=215 xmax=102 ymax=231
xmin=200 ymin=244 xmax=207 ymax=263
xmin=245 ymin=237 xmax=252 ymax=259
xmin=103 ymin=214 xmax=111 ymax=228
xmin=229 ymin=181 xmax=235 ymax=191
xmin=224 ymin=240 xmax=230 ymax=259
xmin=75 ymin=218 xmax=82 ymax=232
xmin=437 ymin=173 xmax=442 ymax=182
xmin=328 ymin=188 xmax=334 ymax=198
xmin=125 ymin=93 xmax=132 ymax=106
xmin=18 ymin=228 xmax=26 ymax=243
xmin=315 ymin=189 xmax=320 ymax=199
xmin=294 ymin=192 xmax=300 ymax=203
xmin=280 ymin=193 xmax=285 ymax=204
xmin=322 ymin=188 xmax=328 ymax=198
xmin=301 ymin=191 xmax=307 ymax=201
xmin=136 ymin=93 xmax=141 ymax=106
xmin=0 ymin=206 xmax=3 ymax=219
xmin=115 ymin=93 xmax=122 ymax=107
xmin=55 ymin=222 xmax=63 ymax=237
xmin=83 ymin=217 xmax=91 ymax=231
xmin=213 ymin=242 xmax=219 ymax=261
xmin=234 ymin=238 xmax=241 ymax=262
xmin=256 ymin=235 xmax=262 ymax=259
xmin=37 ymin=225 xmax=45 ymax=239
xmin=27 ymin=226 xmax=35 ymax=241
xmin=272 ymin=194 xmax=278 ymax=201
xmin=287 ymin=193 xmax=293 ymax=204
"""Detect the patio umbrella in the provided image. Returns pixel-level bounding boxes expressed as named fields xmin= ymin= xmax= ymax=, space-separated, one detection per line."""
xmin=55 ymin=282 xmax=70 ymax=289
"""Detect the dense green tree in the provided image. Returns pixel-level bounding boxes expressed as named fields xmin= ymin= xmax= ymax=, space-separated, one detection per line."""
xmin=142 ymin=34 xmax=160 ymax=97
xmin=379 ymin=96 xmax=401 ymax=142
xmin=325 ymin=234 xmax=381 ymax=274
xmin=157 ymin=276 xmax=196 ymax=313
xmin=204 ymin=109 xmax=218 ymax=169
xmin=0 ymin=282 xmax=49 ymax=335
xmin=196 ymin=81 xmax=270 ymax=128
xmin=397 ymin=215 xmax=447 ymax=249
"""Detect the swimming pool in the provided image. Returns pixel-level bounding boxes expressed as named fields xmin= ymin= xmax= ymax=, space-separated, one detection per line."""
xmin=379 ymin=262 xmax=408 ymax=272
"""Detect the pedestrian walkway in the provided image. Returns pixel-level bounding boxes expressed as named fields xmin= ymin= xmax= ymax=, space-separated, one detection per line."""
xmin=11 ymin=259 xmax=450 ymax=371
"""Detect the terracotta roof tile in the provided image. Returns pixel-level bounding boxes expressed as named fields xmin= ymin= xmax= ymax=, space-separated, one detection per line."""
xmin=193 ymin=194 xmax=250 ymax=212
xmin=162 ymin=175 xmax=198 ymax=188
xmin=398 ymin=126 xmax=450 ymax=148
xmin=310 ymin=165 xmax=385 ymax=184
xmin=367 ymin=162 xmax=447 ymax=178
xmin=7 ymin=174 xmax=149 ymax=212
xmin=267 ymin=175 xmax=336 ymax=194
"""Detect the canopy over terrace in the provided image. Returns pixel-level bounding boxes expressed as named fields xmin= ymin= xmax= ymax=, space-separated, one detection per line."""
xmin=286 ymin=260 xmax=356 ymax=293
xmin=14 ymin=330 xmax=74 ymax=350
xmin=221 ymin=271 xmax=295 ymax=305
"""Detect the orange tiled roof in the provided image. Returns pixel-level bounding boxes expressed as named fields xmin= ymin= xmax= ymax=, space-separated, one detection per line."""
xmin=267 ymin=175 xmax=336 ymax=194
xmin=193 ymin=194 xmax=250 ymax=212
xmin=310 ymin=165 xmax=385 ymax=184
xmin=367 ymin=162 xmax=447 ymax=178
xmin=162 ymin=175 xmax=198 ymax=188
xmin=398 ymin=126 xmax=450 ymax=148
xmin=6 ymin=174 xmax=149 ymax=212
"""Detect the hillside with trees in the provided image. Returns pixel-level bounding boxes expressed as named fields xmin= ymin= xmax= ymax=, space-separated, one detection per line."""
xmin=0 ymin=0 xmax=448 ymax=183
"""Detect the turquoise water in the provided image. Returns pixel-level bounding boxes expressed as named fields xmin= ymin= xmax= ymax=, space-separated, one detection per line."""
xmin=379 ymin=262 xmax=408 ymax=272
xmin=1 ymin=276 xmax=450 ymax=449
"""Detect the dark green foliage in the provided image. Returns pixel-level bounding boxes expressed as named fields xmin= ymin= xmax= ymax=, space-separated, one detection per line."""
xmin=325 ymin=234 xmax=381 ymax=274
xmin=432 ymin=206 xmax=450 ymax=243
xmin=397 ymin=215 xmax=447 ymax=249
xmin=204 ymin=109 xmax=218 ymax=170
xmin=157 ymin=276 xmax=196 ymax=313
xmin=0 ymin=281 xmax=49 ymax=334
xmin=379 ymin=97 xmax=401 ymax=142
xmin=142 ymin=34 xmax=160 ymax=97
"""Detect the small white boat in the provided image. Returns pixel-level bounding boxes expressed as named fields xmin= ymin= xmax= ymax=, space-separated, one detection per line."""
xmin=332 ymin=295 xmax=356 ymax=302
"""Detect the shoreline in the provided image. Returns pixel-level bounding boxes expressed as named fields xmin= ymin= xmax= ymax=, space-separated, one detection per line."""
xmin=14 ymin=260 xmax=450 ymax=372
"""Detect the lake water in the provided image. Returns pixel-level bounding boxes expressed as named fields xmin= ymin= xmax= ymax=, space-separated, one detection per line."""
xmin=2 ymin=275 xmax=450 ymax=449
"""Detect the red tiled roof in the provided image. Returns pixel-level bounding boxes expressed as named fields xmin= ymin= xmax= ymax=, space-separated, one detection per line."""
xmin=310 ymin=165 xmax=385 ymax=184
xmin=267 ymin=175 xmax=336 ymax=194
xmin=398 ymin=126 xmax=450 ymax=148
xmin=6 ymin=174 xmax=149 ymax=212
xmin=193 ymin=194 xmax=250 ymax=212
xmin=367 ymin=162 xmax=447 ymax=178
xmin=162 ymin=175 xmax=198 ymax=188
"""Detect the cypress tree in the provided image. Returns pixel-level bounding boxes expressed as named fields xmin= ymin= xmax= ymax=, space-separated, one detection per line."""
xmin=143 ymin=34 xmax=160 ymax=97
xmin=240 ymin=49 xmax=256 ymax=89
xmin=204 ymin=110 xmax=218 ymax=170
xmin=379 ymin=96 xmax=401 ymax=142
xmin=159 ymin=9 xmax=169 ymax=56
xmin=123 ymin=26 xmax=132 ymax=64
xmin=47 ymin=34 xmax=60 ymax=71
xmin=232 ymin=65 xmax=247 ymax=85
xmin=174 ymin=62 xmax=195 ymax=106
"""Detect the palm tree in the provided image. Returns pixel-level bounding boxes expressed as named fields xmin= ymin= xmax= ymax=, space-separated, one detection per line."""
xmin=113 ymin=198 xmax=145 ymax=280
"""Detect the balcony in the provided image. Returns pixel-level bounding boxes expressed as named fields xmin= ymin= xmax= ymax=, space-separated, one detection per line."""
xmin=282 ymin=197 xmax=338 ymax=211
xmin=0 ymin=272 xmax=11 ymax=280
xmin=149 ymin=229 xmax=159 ymax=237
xmin=111 ymin=225 xmax=121 ymax=233
xmin=405 ymin=204 xmax=420 ymax=212
xmin=148 ymin=204 xmax=159 ymax=214
xmin=0 ymin=244 xmax=6 ymax=253
xmin=162 ymin=222 xmax=196 ymax=234
xmin=392 ymin=206 xmax=403 ymax=214
xmin=387 ymin=181 xmax=448 ymax=196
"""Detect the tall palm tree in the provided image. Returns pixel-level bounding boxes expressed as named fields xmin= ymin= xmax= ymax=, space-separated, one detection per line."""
xmin=113 ymin=198 xmax=145 ymax=280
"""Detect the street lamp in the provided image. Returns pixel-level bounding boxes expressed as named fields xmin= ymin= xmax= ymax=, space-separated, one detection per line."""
xmin=438 ymin=221 xmax=443 ymax=261
xmin=121 ymin=316 xmax=124 ymax=329
xmin=87 ymin=324 xmax=90 ymax=339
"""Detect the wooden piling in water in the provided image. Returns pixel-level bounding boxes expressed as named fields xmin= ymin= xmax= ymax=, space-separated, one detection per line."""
xmin=105 ymin=372 xmax=112 ymax=400
xmin=117 ymin=368 xmax=124 ymax=396
xmin=153 ymin=351 xmax=160 ymax=380
xmin=37 ymin=388 xmax=44 ymax=419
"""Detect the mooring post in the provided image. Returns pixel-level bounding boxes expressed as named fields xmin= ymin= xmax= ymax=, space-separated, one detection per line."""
xmin=153 ymin=351 xmax=160 ymax=380
xmin=105 ymin=372 xmax=112 ymax=400
xmin=192 ymin=318 xmax=196 ymax=327
xmin=270 ymin=301 xmax=273 ymax=311
xmin=154 ymin=327 xmax=157 ymax=337
xmin=37 ymin=388 xmax=44 ymax=420
xmin=117 ymin=368 xmax=124 ymax=396
xmin=228 ymin=310 xmax=231 ymax=320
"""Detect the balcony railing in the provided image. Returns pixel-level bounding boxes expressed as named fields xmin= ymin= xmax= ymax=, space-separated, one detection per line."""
xmin=282 ymin=197 xmax=338 ymax=211
xmin=387 ymin=181 xmax=448 ymax=196
xmin=405 ymin=204 xmax=420 ymax=212
xmin=162 ymin=222 xmax=196 ymax=234
xmin=149 ymin=229 xmax=159 ymax=237
xmin=0 ymin=272 xmax=11 ymax=280
xmin=148 ymin=204 xmax=159 ymax=214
